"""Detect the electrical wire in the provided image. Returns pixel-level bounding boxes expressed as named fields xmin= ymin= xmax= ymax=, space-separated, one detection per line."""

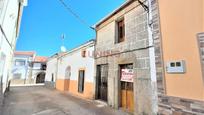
xmin=58 ymin=0 xmax=94 ymax=30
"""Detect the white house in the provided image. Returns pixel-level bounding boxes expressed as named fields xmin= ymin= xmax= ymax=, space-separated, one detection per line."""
xmin=11 ymin=51 xmax=47 ymax=85
xmin=0 ymin=0 xmax=27 ymax=104
xmin=46 ymin=40 xmax=95 ymax=99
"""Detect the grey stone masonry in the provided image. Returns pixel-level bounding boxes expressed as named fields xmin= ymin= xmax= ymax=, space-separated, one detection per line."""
xmin=198 ymin=33 xmax=204 ymax=85
xmin=95 ymin=0 xmax=158 ymax=114
xmin=152 ymin=0 xmax=204 ymax=114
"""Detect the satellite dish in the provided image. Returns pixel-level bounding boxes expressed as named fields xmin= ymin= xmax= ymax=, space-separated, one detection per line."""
xmin=61 ymin=46 xmax=66 ymax=52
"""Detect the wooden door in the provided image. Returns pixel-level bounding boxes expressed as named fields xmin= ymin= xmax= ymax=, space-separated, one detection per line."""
xmin=121 ymin=81 xmax=127 ymax=110
xmin=126 ymin=82 xmax=134 ymax=112
xmin=97 ymin=65 xmax=108 ymax=102
xmin=121 ymin=82 xmax=134 ymax=112
xmin=78 ymin=70 xmax=85 ymax=93
xmin=120 ymin=64 xmax=134 ymax=112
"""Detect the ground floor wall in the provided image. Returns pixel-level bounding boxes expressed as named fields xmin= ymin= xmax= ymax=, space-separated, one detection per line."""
xmin=158 ymin=95 xmax=204 ymax=114
xmin=56 ymin=79 xmax=94 ymax=99
xmin=0 ymin=33 xmax=14 ymax=106
xmin=10 ymin=70 xmax=46 ymax=85
xmin=95 ymin=49 xmax=158 ymax=114
xmin=45 ymin=81 xmax=55 ymax=89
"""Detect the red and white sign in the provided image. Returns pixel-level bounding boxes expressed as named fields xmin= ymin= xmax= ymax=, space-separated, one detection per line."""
xmin=121 ymin=69 xmax=134 ymax=82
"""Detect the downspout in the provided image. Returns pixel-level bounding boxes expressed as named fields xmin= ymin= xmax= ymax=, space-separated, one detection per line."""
xmin=147 ymin=0 xmax=158 ymax=113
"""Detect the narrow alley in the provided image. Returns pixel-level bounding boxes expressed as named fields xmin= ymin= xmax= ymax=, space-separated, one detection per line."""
xmin=2 ymin=86 xmax=127 ymax=115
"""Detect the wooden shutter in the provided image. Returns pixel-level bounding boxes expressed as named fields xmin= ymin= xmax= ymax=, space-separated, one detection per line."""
xmin=118 ymin=19 xmax=125 ymax=43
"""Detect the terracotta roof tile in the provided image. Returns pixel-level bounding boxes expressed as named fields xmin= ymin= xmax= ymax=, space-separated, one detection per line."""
xmin=14 ymin=51 xmax=35 ymax=56
xmin=34 ymin=56 xmax=48 ymax=62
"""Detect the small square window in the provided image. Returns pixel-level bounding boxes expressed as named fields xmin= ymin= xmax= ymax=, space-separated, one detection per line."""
xmin=15 ymin=60 xmax=25 ymax=66
xmin=81 ymin=50 xmax=86 ymax=58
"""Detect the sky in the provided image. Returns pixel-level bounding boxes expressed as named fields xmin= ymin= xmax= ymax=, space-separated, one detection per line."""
xmin=16 ymin=0 xmax=125 ymax=56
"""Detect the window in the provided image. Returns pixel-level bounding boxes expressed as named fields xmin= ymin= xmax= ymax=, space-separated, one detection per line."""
xmin=78 ymin=70 xmax=85 ymax=93
xmin=81 ymin=50 xmax=86 ymax=58
xmin=41 ymin=64 xmax=47 ymax=70
xmin=116 ymin=18 xmax=125 ymax=43
xmin=33 ymin=63 xmax=41 ymax=69
xmin=15 ymin=60 xmax=25 ymax=66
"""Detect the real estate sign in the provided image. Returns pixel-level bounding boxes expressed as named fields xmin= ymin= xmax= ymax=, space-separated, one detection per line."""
xmin=121 ymin=69 xmax=133 ymax=82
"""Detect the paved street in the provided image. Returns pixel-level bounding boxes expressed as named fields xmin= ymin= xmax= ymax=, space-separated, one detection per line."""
xmin=2 ymin=86 xmax=128 ymax=115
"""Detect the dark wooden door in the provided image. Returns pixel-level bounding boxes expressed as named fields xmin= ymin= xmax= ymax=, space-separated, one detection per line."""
xmin=98 ymin=65 xmax=108 ymax=102
xmin=78 ymin=70 xmax=85 ymax=93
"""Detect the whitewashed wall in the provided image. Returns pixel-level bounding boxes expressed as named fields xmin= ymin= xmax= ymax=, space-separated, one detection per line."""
xmin=45 ymin=57 xmax=57 ymax=82
xmin=0 ymin=0 xmax=27 ymax=93
xmin=57 ymin=44 xmax=95 ymax=83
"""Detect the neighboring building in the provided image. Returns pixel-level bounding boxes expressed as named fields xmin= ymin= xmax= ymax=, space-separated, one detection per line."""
xmin=152 ymin=0 xmax=204 ymax=114
xmin=11 ymin=51 xmax=47 ymax=85
xmin=94 ymin=0 xmax=157 ymax=114
xmin=46 ymin=40 xmax=95 ymax=99
xmin=11 ymin=51 xmax=35 ymax=84
xmin=0 ymin=0 xmax=27 ymax=104
xmin=31 ymin=56 xmax=47 ymax=84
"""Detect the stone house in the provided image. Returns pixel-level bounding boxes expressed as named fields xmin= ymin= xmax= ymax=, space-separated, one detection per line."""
xmin=94 ymin=0 xmax=204 ymax=114
xmin=0 ymin=0 xmax=27 ymax=105
xmin=94 ymin=0 xmax=157 ymax=114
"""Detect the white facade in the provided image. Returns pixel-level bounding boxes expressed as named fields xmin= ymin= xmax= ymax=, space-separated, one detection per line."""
xmin=57 ymin=42 xmax=95 ymax=82
xmin=12 ymin=55 xmax=33 ymax=80
xmin=45 ymin=55 xmax=58 ymax=87
xmin=45 ymin=40 xmax=95 ymax=95
xmin=0 ymin=0 xmax=27 ymax=94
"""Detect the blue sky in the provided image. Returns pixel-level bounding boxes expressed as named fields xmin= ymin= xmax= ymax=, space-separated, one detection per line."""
xmin=16 ymin=0 xmax=125 ymax=56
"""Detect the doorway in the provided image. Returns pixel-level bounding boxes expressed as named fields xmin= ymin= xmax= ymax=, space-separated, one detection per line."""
xmin=120 ymin=64 xmax=134 ymax=112
xmin=96 ymin=64 xmax=108 ymax=102
xmin=36 ymin=72 xmax=45 ymax=83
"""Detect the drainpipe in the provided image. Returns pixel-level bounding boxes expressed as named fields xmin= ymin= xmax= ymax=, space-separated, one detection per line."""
xmin=147 ymin=0 xmax=158 ymax=113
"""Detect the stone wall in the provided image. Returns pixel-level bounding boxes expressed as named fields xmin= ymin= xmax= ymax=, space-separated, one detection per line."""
xmin=152 ymin=0 xmax=204 ymax=114
xmin=198 ymin=32 xmax=204 ymax=83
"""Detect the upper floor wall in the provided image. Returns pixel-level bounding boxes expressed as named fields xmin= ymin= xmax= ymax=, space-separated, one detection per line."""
xmin=0 ymin=0 xmax=27 ymax=47
xmin=57 ymin=44 xmax=95 ymax=82
xmin=95 ymin=0 xmax=149 ymax=57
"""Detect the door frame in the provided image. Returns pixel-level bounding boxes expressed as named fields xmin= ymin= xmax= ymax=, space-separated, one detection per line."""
xmin=118 ymin=63 xmax=134 ymax=112
xmin=95 ymin=64 xmax=108 ymax=102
